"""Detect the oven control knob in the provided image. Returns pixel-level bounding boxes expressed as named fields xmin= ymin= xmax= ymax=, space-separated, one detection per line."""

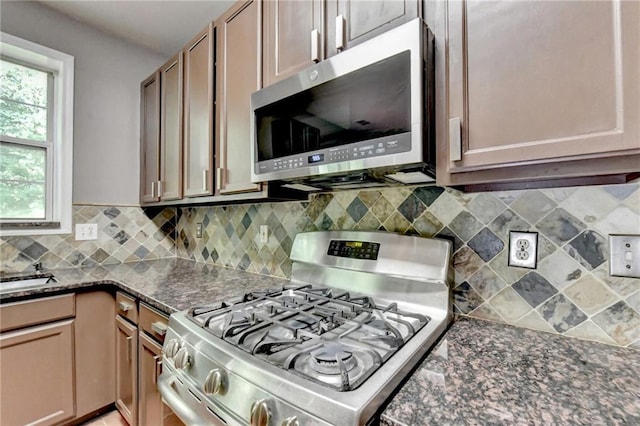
xmin=250 ymin=399 xmax=271 ymax=426
xmin=174 ymin=347 xmax=191 ymax=369
xmin=163 ymin=339 xmax=180 ymax=359
xmin=203 ymin=368 xmax=227 ymax=395
xmin=281 ymin=416 xmax=299 ymax=426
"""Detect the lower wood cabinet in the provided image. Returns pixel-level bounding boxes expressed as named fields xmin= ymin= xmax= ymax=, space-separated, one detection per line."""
xmin=139 ymin=303 xmax=183 ymax=426
xmin=0 ymin=290 xmax=181 ymax=426
xmin=75 ymin=291 xmax=117 ymax=418
xmin=0 ymin=319 xmax=76 ymax=425
xmin=116 ymin=314 xmax=139 ymax=426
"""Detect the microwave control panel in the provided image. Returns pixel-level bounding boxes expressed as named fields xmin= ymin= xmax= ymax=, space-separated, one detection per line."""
xmin=260 ymin=136 xmax=411 ymax=174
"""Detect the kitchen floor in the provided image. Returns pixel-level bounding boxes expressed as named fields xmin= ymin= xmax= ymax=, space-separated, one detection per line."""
xmin=81 ymin=410 xmax=127 ymax=426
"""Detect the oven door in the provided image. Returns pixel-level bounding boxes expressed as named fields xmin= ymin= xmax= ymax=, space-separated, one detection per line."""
xmin=158 ymin=372 xmax=228 ymax=426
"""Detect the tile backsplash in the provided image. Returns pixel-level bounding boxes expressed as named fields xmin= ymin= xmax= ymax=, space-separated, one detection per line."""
xmin=1 ymin=183 xmax=638 ymax=349
xmin=176 ymin=183 xmax=640 ymax=349
xmin=1 ymin=206 xmax=176 ymax=273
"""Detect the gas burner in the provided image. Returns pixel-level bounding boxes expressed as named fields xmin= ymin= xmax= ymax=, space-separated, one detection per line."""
xmin=310 ymin=343 xmax=357 ymax=375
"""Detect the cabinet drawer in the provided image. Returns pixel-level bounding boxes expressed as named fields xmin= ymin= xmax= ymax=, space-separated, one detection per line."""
xmin=139 ymin=303 xmax=169 ymax=343
xmin=0 ymin=294 xmax=75 ymax=333
xmin=116 ymin=292 xmax=138 ymax=324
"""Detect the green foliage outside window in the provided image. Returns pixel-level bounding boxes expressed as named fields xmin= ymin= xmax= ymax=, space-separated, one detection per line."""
xmin=0 ymin=59 xmax=49 ymax=219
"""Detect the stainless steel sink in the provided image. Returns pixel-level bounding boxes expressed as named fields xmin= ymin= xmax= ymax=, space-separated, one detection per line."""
xmin=0 ymin=274 xmax=57 ymax=294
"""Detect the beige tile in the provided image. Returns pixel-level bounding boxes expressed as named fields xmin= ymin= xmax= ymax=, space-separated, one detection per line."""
xmin=564 ymin=275 xmax=618 ymax=315
xmin=489 ymin=287 xmax=532 ymax=323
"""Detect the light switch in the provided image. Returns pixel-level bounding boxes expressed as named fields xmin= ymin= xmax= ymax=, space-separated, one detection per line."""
xmin=609 ymin=234 xmax=640 ymax=278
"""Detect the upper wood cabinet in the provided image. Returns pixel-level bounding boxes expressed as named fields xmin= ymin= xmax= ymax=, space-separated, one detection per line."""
xmin=216 ymin=0 xmax=262 ymax=194
xmin=140 ymin=72 xmax=160 ymax=203
xmin=437 ymin=0 xmax=640 ymax=188
xmin=325 ymin=0 xmax=421 ymax=57
xmin=140 ymin=54 xmax=184 ymax=204
xmin=263 ymin=0 xmax=324 ymax=87
xmin=184 ymin=24 xmax=215 ymax=197
xmin=160 ymin=53 xmax=184 ymax=200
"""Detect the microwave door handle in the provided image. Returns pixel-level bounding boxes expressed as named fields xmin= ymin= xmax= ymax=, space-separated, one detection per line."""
xmin=311 ymin=28 xmax=320 ymax=63
xmin=336 ymin=15 xmax=345 ymax=51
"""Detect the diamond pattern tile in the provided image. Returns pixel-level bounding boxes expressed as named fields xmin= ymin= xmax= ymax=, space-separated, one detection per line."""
xmin=346 ymin=197 xmax=368 ymax=222
xmin=2 ymin=183 xmax=638 ymax=349
xmin=509 ymin=190 xmax=557 ymax=225
xmin=513 ymin=272 xmax=557 ymax=308
xmin=538 ymin=293 xmax=587 ymax=332
xmin=592 ymin=301 xmax=640 ymax=346
xmin=449 ymin=211 xmax=483 ymax=242
xmin=467 ymin=228 xmax=504 ymax=262
xmin=565 ymin=230 xmax=607 ymax=270
xmin=536 ymin=208 xmax=586 ymax=245
xmin=453 ymin=282 xmax=482 ymax=314
xmin=467 ymin=193 xmax=506 ymax=225
xmin=397 ymin=193 xmax=426 ymax=222
xmin=412 ymin=186 xmax=444 ymax=207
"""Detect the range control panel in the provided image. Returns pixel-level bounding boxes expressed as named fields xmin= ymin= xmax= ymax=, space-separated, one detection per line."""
xmin=327 ymin=240 xmax=380 ymax=260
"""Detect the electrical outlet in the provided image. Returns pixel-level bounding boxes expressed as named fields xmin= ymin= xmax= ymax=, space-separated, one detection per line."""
xmin=75 ymin=223 xmax=98 ymax=241
xmin=508 ymin=231 xmax=538 ymax=269
xmin=260 ymin=225 xmax=269 ymax=243
xmin=609 ymin=234 xmax=640 ymax=278
xmin=196 ymin=223 xmax=203 ymax=238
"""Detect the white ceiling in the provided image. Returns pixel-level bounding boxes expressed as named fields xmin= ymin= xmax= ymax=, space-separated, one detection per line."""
xmin=39 ymin=0 xmax=236 ymax=57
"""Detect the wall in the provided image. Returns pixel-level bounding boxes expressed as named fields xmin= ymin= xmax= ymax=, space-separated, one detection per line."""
xmin=0 ymin=1 xmax=167 ymax=205
xmin=175 ymin=183 xmax=640 ymax=350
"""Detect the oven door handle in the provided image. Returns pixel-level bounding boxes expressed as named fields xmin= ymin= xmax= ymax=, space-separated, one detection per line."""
xmin=158 ymin=373 xmax=212 ymax=426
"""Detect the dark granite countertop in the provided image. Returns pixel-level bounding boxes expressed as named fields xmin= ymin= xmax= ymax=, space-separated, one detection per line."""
xmin=381 ymin=316 xmax=640 ymax=426
xmin=4 ymin=261 xmax=639 ymax=424
xmin=0 ymin=258 xmax=288 ymax=314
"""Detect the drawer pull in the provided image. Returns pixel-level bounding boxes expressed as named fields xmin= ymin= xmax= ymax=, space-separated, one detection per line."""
xmin=118 ymin=301 xmax=134 ymax=312
xmin=151 ymin=321 xmax=168 ymax=336
xmin=153 ymin=355 xmax=162 ymax=384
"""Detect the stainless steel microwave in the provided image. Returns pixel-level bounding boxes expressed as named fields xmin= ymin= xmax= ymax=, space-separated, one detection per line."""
xmin=251 ymin=18 xmax=435 ymax=190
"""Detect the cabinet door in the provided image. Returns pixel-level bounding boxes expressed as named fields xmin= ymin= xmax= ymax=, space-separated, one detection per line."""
xmin=326 ymin=0 xmax=420 ymax=57
xmin=442 ymin=0 xmax=640 ymax=185
xmin=263 ymin=0 xmax=324 ymax=86
xmin=216 ymin=0 xmax=262 ymax=194
xmin=0 ymin=320 xmax=75 ymax=426
xmin=75 ymin=291 xmax=116 ymax=418
xmin=160 ymin=53 xmax=184 ymax=201
xmin=116 ymin=316 xmax=138 ymax=426
xmin=139 ymin=332 xmax=183 ymax=426
xmin=184 ymin=25 xmax=215 ymax=197
xmin=140 ymin=72 xmax=161 ymax=203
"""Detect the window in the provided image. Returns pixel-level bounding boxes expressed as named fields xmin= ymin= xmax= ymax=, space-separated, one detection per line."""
xmin=0 ymin=33 xmax=74 ymax=235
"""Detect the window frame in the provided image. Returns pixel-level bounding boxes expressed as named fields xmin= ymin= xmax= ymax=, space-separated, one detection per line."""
xmin=0 ymin=32 xmax=74 ymax=236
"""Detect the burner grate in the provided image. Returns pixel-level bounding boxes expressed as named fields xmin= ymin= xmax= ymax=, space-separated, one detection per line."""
xmin=186 ymin=284 xmax=431 ymax=391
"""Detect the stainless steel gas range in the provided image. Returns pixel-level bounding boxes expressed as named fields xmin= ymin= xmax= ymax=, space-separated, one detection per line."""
xmin=159 ymin=231 xmax=452 ymax=426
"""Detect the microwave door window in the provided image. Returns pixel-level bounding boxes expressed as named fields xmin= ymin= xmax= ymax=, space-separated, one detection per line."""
xmin=255 ymin=50 xmax=411 ymax=162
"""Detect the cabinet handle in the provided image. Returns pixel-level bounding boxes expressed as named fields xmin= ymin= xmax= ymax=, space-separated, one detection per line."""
xmin=153 ymin=355 xmax=162 ymax=384
xmin=216 ymin=168 xmax=223 ymax=190
xmin=118 ymin=301 xmax=134 ymax=312
xmin=126 ymin=335 xmax=133 ymax=361
xmin=311 ymin=28 xmax=320 ymax=63
xmin=336 ymin=15 xmax=345 ymax=51
xmin=150 ymin=181 xmax=156 ymax=198
xmin=151 ymin=321 xmax=168 ymax=336
xmin=202 ymin=169 xmax=208 ymax=192
xmin=157 ymin=180 xmax=162 ymax=197
xmin=449 ymin=117 xmax=462 ymax=162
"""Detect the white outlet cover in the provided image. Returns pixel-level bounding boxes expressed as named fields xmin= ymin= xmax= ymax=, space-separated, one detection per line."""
xmin=259 ymin=225 xmax=269 ymax=243
xmin=75 ymin=223 xmax=98 ymax=241
xmin=508 ymin=231 xmax=538 ymax=269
